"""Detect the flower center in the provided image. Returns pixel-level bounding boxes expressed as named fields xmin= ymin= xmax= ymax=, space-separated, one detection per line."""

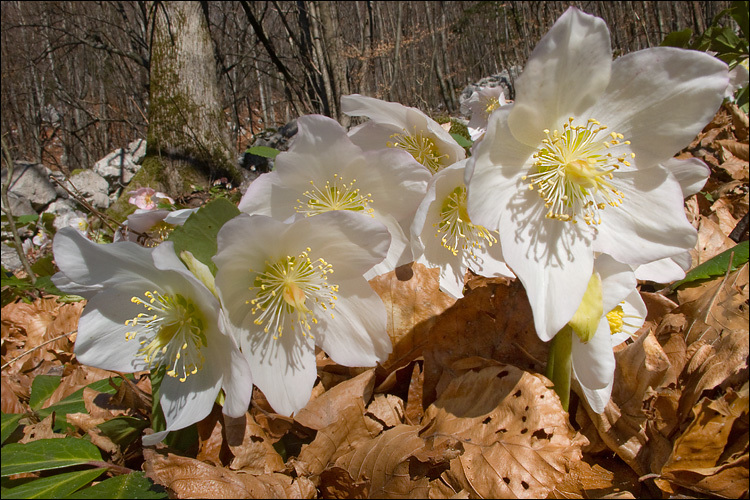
xmin=484 ymin=97 xmax=500 ymax=117
xmin=388 ymin=128 xmax=447 ymax=173
xmin=125 ymin=291 xmax=207 ymax=382
xmin=606 ymin=305 xmax=625 ymax=334
xmin=523 ymin=117 xmax=634 ymax=225
xmin=296 ymin=173 xmax=374 ymax=217
xmin=248 ymin=248 xmax=338 ymax=339
xmin=435 ymin=186 xmax=497 ymax=257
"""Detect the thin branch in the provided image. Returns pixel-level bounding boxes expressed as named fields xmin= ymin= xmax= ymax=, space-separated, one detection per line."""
xmin=1 ymin=330 xmax=77 ymax=371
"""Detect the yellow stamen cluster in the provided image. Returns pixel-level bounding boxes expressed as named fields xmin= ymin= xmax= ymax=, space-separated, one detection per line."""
xmin=296 ymin=173 xmax=374 ymax=217
xmin=125 ymin=291 xmax=207 ymax=382
xmin=248 ymin=248 xmax=338 ymax=339
xmin=484 ymin=97 xmax=501 ymax=117
xmin=388 ymin=128 xmax=447 ymax=173
xmin=606 ymin=303 xmax=641 ymax=339
xmin=523 ymin=117 xmax=634 ymax=225
xmin=435 ymin=186 xmax=497 ymax=256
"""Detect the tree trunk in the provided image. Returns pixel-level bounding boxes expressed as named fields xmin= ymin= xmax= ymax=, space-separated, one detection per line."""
xmin=120 ymin=0 xmax=242 ymax=214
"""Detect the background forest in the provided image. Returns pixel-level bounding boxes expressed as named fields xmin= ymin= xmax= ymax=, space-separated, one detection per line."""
xmin=0 ymin=1 xmax=735 ymax=174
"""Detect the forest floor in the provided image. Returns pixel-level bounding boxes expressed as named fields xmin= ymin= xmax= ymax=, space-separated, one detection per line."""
xmin=1 ymin=102 xmax=748 ymax=499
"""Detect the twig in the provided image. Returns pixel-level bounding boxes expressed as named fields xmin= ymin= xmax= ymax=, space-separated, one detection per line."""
xmin=1 ymin=135 xmax=38 ymax=285
xmin=1 ymin=330 xmax=77 ymax=371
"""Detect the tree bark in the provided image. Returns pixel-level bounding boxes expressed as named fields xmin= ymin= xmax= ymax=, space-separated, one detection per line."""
xmin=141 ymin=1 xmax=242 ymax=195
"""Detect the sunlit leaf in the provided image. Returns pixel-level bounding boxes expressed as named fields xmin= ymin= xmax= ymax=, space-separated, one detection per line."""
xmin=167 ymin=197 xmax=240 ymax=275
xmin=29 ymin=375 xmax=61 ymax=411
xmin=1 ymin=468 xmax=104 ymax=499
xmin=245 ymin=145 xmax=280 ymax=159
xmin=671 ymin=240 xmax=749 ymax=290
xmin=36 ymin=378 xmax=120 ymax=423
xmin=67 ymin=472 xmax=168 ymax=499
xmin=1 ymin=438 xmax=102 ymax=476
xmin=1 ymin=413 xmax=23 ymax=445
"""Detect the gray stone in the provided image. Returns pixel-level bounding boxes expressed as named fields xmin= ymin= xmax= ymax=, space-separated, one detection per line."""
xmin=1 ymin=242 xmax=23 ymax=271
xmin=93 ymin=138 xmax=146 ymax=190
xmin=1 ymin=191 xmax=35 ymax=218
xmin=1 ymin=162 xmax=58 ymax=209
xmin=65 ymin=170 xmax=110 ymax=210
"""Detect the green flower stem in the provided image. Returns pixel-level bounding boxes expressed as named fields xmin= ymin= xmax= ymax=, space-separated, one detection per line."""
xmin=545 ymin=325 xmax=573 ymax=411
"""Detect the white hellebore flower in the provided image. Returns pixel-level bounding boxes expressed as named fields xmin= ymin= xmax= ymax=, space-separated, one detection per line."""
xmin=239 ymin=114 xmax=431 ymax=280
xmin=464 ymin=86 xmax=508 ymax=142
xmin=570 ymin=255 xmax=646 ymax=413
xmin=341 ymin=94 xmax=466 ymax=173
xmin=51 ymin=227 xmax=252 ymax=445
xmin=411 ymin=160 xmax=514 ymax=299
xmin=635 ymin=157 xmax=710 ymax=283
xmin=466 ymin=7 xmax=729 ymax=341
xmin=213 ymin=211 xmax=392 ymax=416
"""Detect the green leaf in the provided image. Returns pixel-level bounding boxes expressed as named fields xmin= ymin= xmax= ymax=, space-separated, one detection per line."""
xmin=450 ymin=132 xmax=473 ymax=149
xmin=66 ymin=472 xmax=167 ymax=499
xmin=96 ymin=416 xmax=149 ymax=447
xmin=36 ymin=377 xmax=125 ymax=429
xmin=167 ymin=197 xmax=240 ymax=275
xmin=671 ymin=240 xmax=749 ymax=290
xmin=2 ymin=468 xmax=104 ymax=499
xmin=660 ymin=27 xmax=693 ymax=48
xmin=29 ymin=375 xmax=61 ymax=411
xmin=1 ymin=413 xmax=23 ymax=445
xmin=1 ymin=438 xmax=102 ymax=476
xmin=245 ymin=145 xmax=280 ymax=159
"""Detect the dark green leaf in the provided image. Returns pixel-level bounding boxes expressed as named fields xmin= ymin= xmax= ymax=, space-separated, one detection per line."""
xmin=2 ymin=468 xmax=103 ymax=499
xmin=1 ymin=438 xmax=102 ymax=476
xmin=1 ymin=413 xmax=23 ymax=445
xmin=450 ymin=132 xmax=473 ymax=149
xmin=660 ymin=27 xmax=693 ymax=48
xmin=167 ymin=197 xmax=240 ymax=275
xmin=36 ymin=377 xmax=125 ymax=429
xmin=30 ymin=255 xmax=57 ymax=278
xmin=671 ymin=240 xmax=749 ymax=290
xmin=66 ymin=472 xmax=167 ymax=499
xmin=245 ymin=145 xmax=280 ymax=159
xmin=96 ymin=416 xmax=149 ymax=447
xmin=29 ymin=375 xmax=61 ymax=411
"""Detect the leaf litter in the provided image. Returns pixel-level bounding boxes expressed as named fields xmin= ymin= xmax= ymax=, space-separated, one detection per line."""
xmin=1 ymin=103 xmax=748 ymax=498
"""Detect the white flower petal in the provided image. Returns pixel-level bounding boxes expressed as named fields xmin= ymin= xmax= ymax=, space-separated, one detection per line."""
xmin=572 ymin=319 xmax=615 ymax=392
xmin=156 ymin=361 xmax=222 ymax=434
xmin=364 ymin=214 xmax=410 ymax=280
xmin=577 ymin=381 xmax=613 ymax=414
xmin=662 ymin=157 xmax=710 ymax=198
xmin=596 ymin=255 xmax=637 ymax=313
xmin=594 ymin=166 xmax=697 ymax=265
xmin=590 ymin=48 xmax=728 ymax=168
xmin=315 ymin=277 xmax=391 ymax=366
xmin=52 ymin=227 xmax=157 ymax=288
xmin=634 ymin=252 xmax=691 ymax=283
xmin=239 ymin=321 xmax=317 ymax=416
xmin=508 ymin=7 xmax=612 ymax=146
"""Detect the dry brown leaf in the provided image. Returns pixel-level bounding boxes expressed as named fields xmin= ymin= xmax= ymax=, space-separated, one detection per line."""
xmin=1 ymin=374 xmax=29 ymax=414
xmin=19 ymin=413 xmax=65 ymax=442
xmin=404 ymin=361 xmax=424 ymax=425
xmin=421 ymin=362 xmax=586 ymax=499
xmin=422 ymin=279 xmax=547 ymax=405
xmin=369 ymin=262 xmax=457 ymax=373
xmin=726 ymin=101 xmax=749 ymax=141
xmin=717 ymin=139 xmax=750 ymax=162
xmin=44 ymin=363 xmax=113 ymax=408
xmin=318 ymin=466 xmax=369 ymax=499
xmin=332 ymin=424 xmax=432 ymax=498
xmin=196 ymin=405 xmax=231 ymax=467
xmin=295 ymin=399 xmax=380 ymax=476
xmin=660 ymin=384 xmax=749 ymax=498
xmin=365 ymin=393 xmax=404 ymax=430
xmin=144 ymin=448 xmax=316 ymax=499
xmin=546 ymin=460 xmax=616 ymax=499
xmin=294 ymin=368 xmax=375 ymax=431
xmin=582 ymin=332 xmax=673 ymax=477
xmin=691 ymin=217 xmax=737 ymax=269
xmin=710 ymin=197 xmax=742 ymax=238
xmin=225 ymin=413 xmax=285 ymax=473
xmin=678 ymin=329 xmax=749 ymax=419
